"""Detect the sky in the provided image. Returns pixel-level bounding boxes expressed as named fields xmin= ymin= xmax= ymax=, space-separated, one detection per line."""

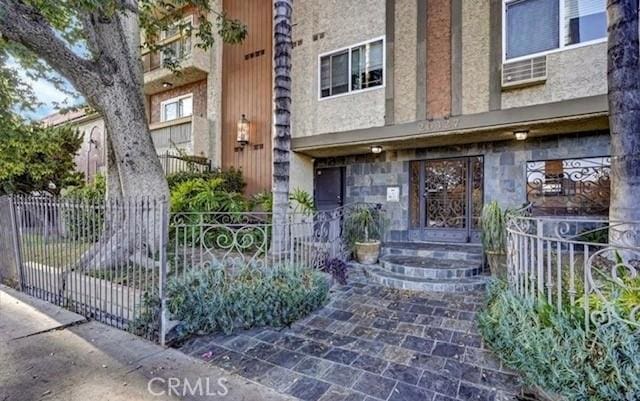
xmin=21 ymin=76 xmax=78 ymax=121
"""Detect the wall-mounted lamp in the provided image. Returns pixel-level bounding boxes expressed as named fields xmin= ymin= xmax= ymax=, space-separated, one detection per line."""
xmin=370 ymin=145 xmax=383 ymax=154
xmin=514 ymin=130 xmax=529 ymax=141
xmin=162 ymin=81 xmax=173 ymax=88
xmin=237 ymin=114 xmax=250 ymax=146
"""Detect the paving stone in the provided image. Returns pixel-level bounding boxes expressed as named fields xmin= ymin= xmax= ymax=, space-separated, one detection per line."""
xmin=308 ymin=316 xmax=335 ymax=329
xmin=389 ymin=382 xmax=434 ymax=401
xmin=396 ymin=323 xmax=423 ymax=336
xmin=392 ymin=311 xmax=419 ymax=323
xmin=433 ymin=394 xmax=458 ymax=401
xmin=387 ymin=301 xmax=413 ymax=312
xmin=432 ymin=342 xmax=465 ymax=359
xmin=324 ymin=348 xmax=360 ymax=365
xmin=418 ymin=370 xmax=459 ymax=396
xmin=328 ymin=334 xmax=358 ymax=347
xmin=442 ymin=360 xmax=482 ymax=383
xmin=402 ymin=335 xmax=434 ymax=353
xmin=236 ymin=357 xmax=274 ymax=380
xmin=257 ymin=366 xmax=304 ymax=392
xmin=350 ymin=325 xmax=380 ymax=340
xmin=306 ymin=328 xmax=335 ymax=342
xmin=286 ymin=376 xmax=332 ymax=401
xmin=318 ymin=387 xmax=367 ymax=401
xmin=299 ymin=341 xmax=332 ymax=357
xmin=408 ymin=304 xmax=433 ymax=315
xmin=351 ymin=354 xmax=388 ymax=374
xmin=321 ymin=363 xmax=363 ymax=387
xmin=329 ymin=310 xmax=354 ymax=321
xmin=326 ymin=320 xmax=358 ymax=335
xmin=422 ymin=327 xmax=454 ymax=342
xmin=458 ymin=311 xmax=476 ymax=321
xmin=244 ymin=342 xmax=280 ymax=360
xmin=372 ymin=318 xmax=399 ymax=331
xmin=294 ymin=356 xmax=333 ymax=376
xmin=452 ymin=332 xmax=483 ymax=348
xmin=382 ymin=362 xmax=422 ymax=385
xmin=255 ymin=330 xmax=285 ymax=343
xmin=211 ymin=350 xmax=245 ymax=372
xmin=416 ymin=314 xmax=444 ymax=327
xmin=458 ymin=382 xmax=497 ymax=401
xmin=408 ymin=353 xmax=446 ymax=371
xmin=464 ymin=347 xmax=502 ymax=370
xmin=352 ymin=372 xmax=398 ymax=400
xmin=432 ymin=307 xmax=459 ymax=318
xmin=268 ymin=349 xmax=306 ymax=369
xmin=374 ymin=330 xmax=405 ymax=346
xmin=346 ymin=339 xmax=386 ymax=356
xmin=381 ymin=346 xmax=415 ymax=365
xmin=276 ymin=335 xmax=309 ymax=351
xmin=441 ymin=317 xmax=474 ymax=332
xmin=223 ymin=335 xmax=259 ymax=352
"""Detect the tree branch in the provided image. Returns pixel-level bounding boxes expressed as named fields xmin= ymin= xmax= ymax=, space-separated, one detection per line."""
xmin=0 ymin=0 xmax=103 ymax=98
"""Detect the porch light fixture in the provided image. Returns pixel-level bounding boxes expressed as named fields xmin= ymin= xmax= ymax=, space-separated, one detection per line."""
xmin=162 ymin=81 xmax=173 ymax=88
xmin=370 ymin=145 xmax=383 ymax=154
xmin=237 ymin=114 xmax=250 ymax=146
xmin=514 ymin=130 xmax=529 ymax=141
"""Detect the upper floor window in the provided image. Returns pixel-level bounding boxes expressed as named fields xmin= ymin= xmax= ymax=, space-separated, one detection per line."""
xmin=504 ymin=0 xmax=606 ymax=61
xmin=161 ymin=94 xmax=193 ymax=122
xmin=160 ymin=16 xmax=193 ymax=66
xmin=319 ymin=37 xmax=385 ymax=99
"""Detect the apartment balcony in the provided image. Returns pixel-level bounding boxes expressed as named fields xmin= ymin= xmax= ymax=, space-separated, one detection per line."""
xmin=149 ymin=115 xmax=209 ymax=156
xmin=142 ymin=35 xmax=210 ymax=95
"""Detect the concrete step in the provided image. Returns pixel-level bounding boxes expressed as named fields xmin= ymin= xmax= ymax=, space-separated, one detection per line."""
xmin=382 ymin=241 xmax=483 ymax=262
xmin=379 ymin=255 xmax=482 ymax=279
xmin=365 ymin=265 xmax=488 ymax=293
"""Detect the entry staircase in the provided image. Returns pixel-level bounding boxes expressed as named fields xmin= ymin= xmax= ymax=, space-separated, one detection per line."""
xmin=365 ymin=241 xmax=488 ymax=292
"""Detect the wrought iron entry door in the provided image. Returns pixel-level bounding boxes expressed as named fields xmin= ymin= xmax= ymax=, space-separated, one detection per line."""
xmin=409 ymin=157 xmax=483 ymax=243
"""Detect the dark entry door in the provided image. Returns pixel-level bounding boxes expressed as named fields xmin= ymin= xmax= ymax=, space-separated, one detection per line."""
xmin=314 ymin=167 xmax=345 ymax=211
xmin=409 ymin=157 xmax=483 ymax=243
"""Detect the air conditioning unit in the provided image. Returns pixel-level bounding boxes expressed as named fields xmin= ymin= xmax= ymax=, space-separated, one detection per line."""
xmin=502 ymin=56 xmax=547 ymax=89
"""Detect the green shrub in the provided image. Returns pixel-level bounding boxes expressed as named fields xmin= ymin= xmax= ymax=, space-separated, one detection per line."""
xmin=170 ymin=178 xmax=248 ymax=214
xmin=166 ymin=168 xmax=246 ymax=194
xmin=166 ymin=265 xmax=329 ymax=336
xmin=61 ymin=175 xmax=106 ymax=241
xmin=343 ymin=205 xmax=385 ymax=251
xmin=481 ymin=201 xmax=506 ymax=252
xmin=478 ymin=280 xmax=640 ymax=401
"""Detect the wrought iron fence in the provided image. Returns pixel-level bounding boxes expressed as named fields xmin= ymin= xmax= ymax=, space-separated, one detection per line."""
xmin=7 ymin=195 xmax=380 ymax=344
xmin=506 ymin=213 xmax=640 ymax=331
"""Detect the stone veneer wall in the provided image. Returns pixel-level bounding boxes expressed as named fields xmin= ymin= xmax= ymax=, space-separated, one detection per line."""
xmin=315 ymin=131 xmax=610 ymax=241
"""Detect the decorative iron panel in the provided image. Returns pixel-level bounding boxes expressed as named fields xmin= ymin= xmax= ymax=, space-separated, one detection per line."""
xmin=425 ymin=159 xmax=468 ymax=229
xmin=526 ymin=156 xmax=610 ymax=216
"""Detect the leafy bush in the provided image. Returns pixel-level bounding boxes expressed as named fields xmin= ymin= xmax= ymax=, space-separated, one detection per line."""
xmin=166 ymin=265 xmax=329 ymax=336
xmin=481 ymin=201 xmax=506 ymax=252
xmin=166 ymin=168 xmax=246 ymax=194
xmin=478 ymin=280 xmax=640 ymax=401
xmin=170 ymin=178 xmax=248 ymax=214
xmin=322 ymin=258 xmax=348 ymax=285
xmin=61 ymin=175 xmax=106 ymax=241
xmin=343 ymin=205 xmax=385 ymax=251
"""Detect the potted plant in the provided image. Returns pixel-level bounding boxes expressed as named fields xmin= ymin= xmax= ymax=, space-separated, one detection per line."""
xmin=345 ymin=206 xmax=384 ymax=264
xmin=481 ymin=201 xmax=508 ymax=279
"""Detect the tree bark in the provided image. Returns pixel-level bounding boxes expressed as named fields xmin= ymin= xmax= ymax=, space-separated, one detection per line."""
xmin=272 ymin=0 xmax=293 ymax=257
xmin=607 ymin=0 xmax=640 ymax=247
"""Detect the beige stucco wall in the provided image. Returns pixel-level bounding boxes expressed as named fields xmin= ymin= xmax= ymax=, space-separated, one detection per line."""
xmin=461 ymin=0 xmax=491 ymax=115
xmin=291 ymin=0 xmax=386 ymax=139
xmin=393 ymin=0 xmax=418 ymax=123
xmin=289 ymin=152 xmax=315 ymax=197
xmin=501 ymin=42 xmax=607 ymax=109
xmin=72 ymin=117 xmax=107 ymax=180
xmin=207 ymin=3 xmax=223 ymax=166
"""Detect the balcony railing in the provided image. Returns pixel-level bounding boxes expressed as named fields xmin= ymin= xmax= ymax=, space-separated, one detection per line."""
xmin=142 ymin=36 xmax=192 ymax=73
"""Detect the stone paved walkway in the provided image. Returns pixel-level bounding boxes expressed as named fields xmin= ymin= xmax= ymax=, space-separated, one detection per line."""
xmin=179 ymin=267 xmax=522 ymax=401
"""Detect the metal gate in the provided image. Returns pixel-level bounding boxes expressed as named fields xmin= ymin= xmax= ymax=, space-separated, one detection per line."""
xmin=8 ymin=196 xmax=167 ymax=343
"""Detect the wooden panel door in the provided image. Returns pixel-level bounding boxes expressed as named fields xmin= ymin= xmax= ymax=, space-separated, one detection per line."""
xmin=221 ymin=0 xmax=272 ymax=195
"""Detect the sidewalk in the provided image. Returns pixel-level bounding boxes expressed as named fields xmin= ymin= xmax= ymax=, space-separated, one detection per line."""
xmin=0 ymin=285 xmax=294 ymax=401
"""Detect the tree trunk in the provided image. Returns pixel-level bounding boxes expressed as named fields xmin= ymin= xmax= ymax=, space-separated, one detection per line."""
xmin=272 ymin=0 xmax=293 ymax=258
xmin=607 ymin=0 xmax=640 ymax=247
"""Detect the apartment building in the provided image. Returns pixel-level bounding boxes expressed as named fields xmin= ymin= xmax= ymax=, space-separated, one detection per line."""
xmin=49 ymin=0 xmax=612 ymax=242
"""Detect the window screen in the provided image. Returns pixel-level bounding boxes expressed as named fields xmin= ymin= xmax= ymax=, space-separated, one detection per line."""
xmin=506 ymin=0 xmax=560 ymax=59
xmin=564 ymin=0 xmax=606 ymax=45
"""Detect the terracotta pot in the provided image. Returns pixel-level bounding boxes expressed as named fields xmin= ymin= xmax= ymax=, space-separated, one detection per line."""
xmin=485 ymin=250 xmax=507 ymax=280
xmin=355 ymin=241 xmax=381 ymax=265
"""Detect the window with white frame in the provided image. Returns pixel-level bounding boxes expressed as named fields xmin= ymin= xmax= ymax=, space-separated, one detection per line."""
xmin=160 ymin=16 xmax=193 ymax=66
xmin=320 ymin=38 xmax=385 ymax=99
xmin=160 ymin=94 xmax=193 ymax=122
xmin=504 ymin=0 xmax=606 ymax=60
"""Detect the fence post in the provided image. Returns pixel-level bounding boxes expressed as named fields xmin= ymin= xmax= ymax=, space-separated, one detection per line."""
xmin=536 ymin=219 xmax=544 ymax=302
xmin=158 ymin=197 xmax=169 ymax=346
xmin=8 ymin=197 xmax=23 ymax=290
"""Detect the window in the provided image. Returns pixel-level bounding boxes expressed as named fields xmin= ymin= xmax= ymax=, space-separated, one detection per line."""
xmin=161 ymin=95 xmax=193 ymax=122
xmin=319 ymin=38 xmax=385 ymax=99
xmin=160 ymin=16 xmax=193 ymax=66
xmin=526 ymin=156 xmax=610 ymax=216
xmin=504 ymin=0 xmax=606 ymax=60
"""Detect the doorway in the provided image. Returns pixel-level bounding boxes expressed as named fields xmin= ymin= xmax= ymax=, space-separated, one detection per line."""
xmin=409 ymin=157 xmax=484 ymax=243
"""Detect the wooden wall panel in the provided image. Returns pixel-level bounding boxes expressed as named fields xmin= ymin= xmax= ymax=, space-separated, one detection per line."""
xmin=222 ymin=0 xmax=272 ymax=195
